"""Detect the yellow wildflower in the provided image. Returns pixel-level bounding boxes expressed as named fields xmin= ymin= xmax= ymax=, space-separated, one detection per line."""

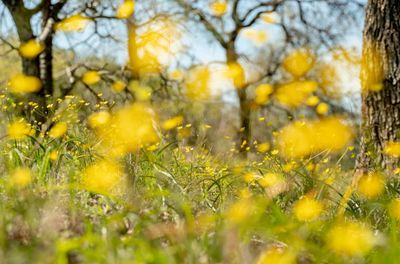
xmin=19 ymin=40 xmax=45 ymax=59
xmin=82 ymin=160 xmax=123 ymax=194
xmin=82 ymin=71 xmax=100 ymax=85
xmin=10 ymin=167 xmax=32 ymax=188
xmin=283 ymin=49 xmax=315 ymax=78
xmin=326 ymin=221 xmax=375 ymax=256
xmin=293 ymin=196 xmax=323 ymax=221
xmin=87 ymin=111 xmax=111 ymax=129
xmin=357 ymin=172 xmax=385 ymax=199
xmin=48 ymin=122 xmax=68 ymax=139
xmin=255 ymin=84 xmax=273 ymax=105
xmin=7 ymin=120 xmax=34 ymax=140
xmin=116 ymin=0 xmax=135 ymax=19
xmin=112 ymin=80 xmax=126 ymax=92
xmin=56 ymin=15 xmax=90 ymax=32
xmin=162 ymin=116 xmax=184 ymax=131
xmin=210 ymin=1 xmax=227 ymax=17
xmin=256 ymin=247 xmax=296 ymax=264
xmin=8 ymin=74 xmax=42 ymax=93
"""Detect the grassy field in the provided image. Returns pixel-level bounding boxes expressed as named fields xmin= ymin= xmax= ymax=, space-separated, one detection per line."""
xmin=1 ymin=105 xmax=400 ymax=264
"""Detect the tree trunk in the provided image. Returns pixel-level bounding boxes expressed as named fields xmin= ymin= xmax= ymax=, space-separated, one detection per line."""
xmin=356 ymin=0 xmax=400 ymax=174
xmin=226 ymin=41 xmax=251 ymax=157
xmin=3 ymin=2 xmax=47 ymax=125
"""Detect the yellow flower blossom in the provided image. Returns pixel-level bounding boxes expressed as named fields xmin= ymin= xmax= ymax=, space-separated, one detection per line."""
xmin=283 ymin=49 xmax=315 ymax=78
xmin=277 ymin=117 xmax=353 ymax=159
xmin=257 ymin=142 xmax=271 ymax=153
xmin=129 ymin=81 xmax=152 ymax=101
xmin=8 ymin=74 xmax=42 ymax=93
xmin=210 ymin=1 xmax=228 ymax=17
xmin=316 ymin=102 xmax=329 ymax=115
xmin=82 ymin=71 xmax=100 ymax=85
xmin=87 ymin=111 xmax=111 ymax=129
xmin=112 ymin=80 xmax=126 ymax=92
xmin=10 ymin=167 xmax=32 ymax=188
xmin=293 ymin=196 xmax=323 ymax=221
xmin=326 ymin=221 xmax=375 ymax=256
xmin=162 ymin=116 xmax=184 ymax=131
xmin=96 ymin=103 xmax=159 ymax=157
xmin=275 ymin=80 xmax=318 ymax=108
xmin=7 ymin=120 xmax=34 ymax=140
xmin=116 ymin=0 xmax=135 ymax=19
xmin=258 ymin=173 xmax=283 ymax=188
xmin=225 ymin=62 xmax=246 ymax=89
xmin=384 ymin=141 xmax=400 ymax=157
xmin=185 ymin=66 xmax=211 ymax=100
xmin=19 ymin=40 xmax=45 ymax=59
xmin=82 ymin=160 xmax=123 ymax=194
xmin=357 ymin=172 xmax=385 ymax=199
xmin=255 ymin=84 xmax=273 ymax=105
xmin=306 ymin=95 xmax=320 ymax=106
xmin=56 ymin=15 xmax=91 ymax=32
xmin=256 ymin=247 xmax=296 ymax=264
xmin=49 ymin=122 xmax=68 ymax=139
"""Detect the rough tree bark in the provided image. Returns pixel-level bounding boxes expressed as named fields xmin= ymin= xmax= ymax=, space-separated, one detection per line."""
xmin=356 ymin=0 xmax=400 ymax=174
xmin=3 ymin=2 xmax=46 ymax=124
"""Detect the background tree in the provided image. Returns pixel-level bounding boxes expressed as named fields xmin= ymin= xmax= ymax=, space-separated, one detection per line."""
xmin=174 ymin=0 xmax=363 ymax=156
xmin=356 ymin=0 xmax=400 ymax=173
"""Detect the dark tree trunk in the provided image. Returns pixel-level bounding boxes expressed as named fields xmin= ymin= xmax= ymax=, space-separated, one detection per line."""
xmin=356 ymin=0 xmax=400 ymax=174
xmin=226 ymin=41 xmax=251 ymax=157
xmin=3 ymin=3 xmax=46 ymax=124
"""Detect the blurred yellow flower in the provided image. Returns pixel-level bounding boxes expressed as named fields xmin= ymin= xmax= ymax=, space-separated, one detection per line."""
xmin=357 ymin=172 xmax=385 ymax=199
xmin=225 ymin=62 xmax=246 ymax=89
xmin=185 ymin=66 xmax=211 ymax=101
xmin=56 ymin=15 xmax=90 ymax=32
xmin=49 ymin=150 xmax=59 ymax=161
xmin=275 ymin=80 xmax=317 ymax=108
xmin=19 ymin=40 xmax=45 ymax=59
xmin=87 ymin=111 xmax=111 ymax=129
xmin=293 ymin=196 xmax=323 ymax=221
xmin=257 ymin=142 xmax=271 ymax=153
xmin=226 ymin=198 xmax=256 ymax=224
xmin=384 ymin=141 xmax=400 ymax=157
xmin=277 ymin=117 xmax=353 ymax=159
xmin=112 ymin=80 xmax=126 ymax=92
xmin=10 ymin=167 xmax=32 ymax=188
xmin=243 ymin=172 xmax=258 ymax=183
xmin=326 ymin=221 xmax=375 ymax=256
xmin=210 ymin=1 xmax=228 ymax=17
xmin=255 ymin=84 xmax=273 ymax=105
xmin=96 ymin=103 xmax=159 ymax=157
xmin=82 ymin=71 xmax=100 ymax=85
xmin=258 ymin=173 xmax=283 ymax=188
xmin=82 ymin=160 xmax=123 ymax=194
xmin=8 ymin=74 xmax=42 ymax=93
xmin=283 ymin=49 xmax=315 ymax=78
xmin=7 ymin=120 xmax=34 ymax=140
xmin=162 ymin=116 xmax=184 ymax=131
xmin=256 ymin=247 xmax=296 ymax=264
xmin=116 ymin=0 xmax=135 ymax=19
xmin=49 ymin=122 xmax=68 ymax=139
xmin=129 ymin=81 xmax=152 ymax=101
xmin=306 ymin=95 xmax=319 ymax=106
xmin=316 ymin=102 xmax=329 ymax=115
